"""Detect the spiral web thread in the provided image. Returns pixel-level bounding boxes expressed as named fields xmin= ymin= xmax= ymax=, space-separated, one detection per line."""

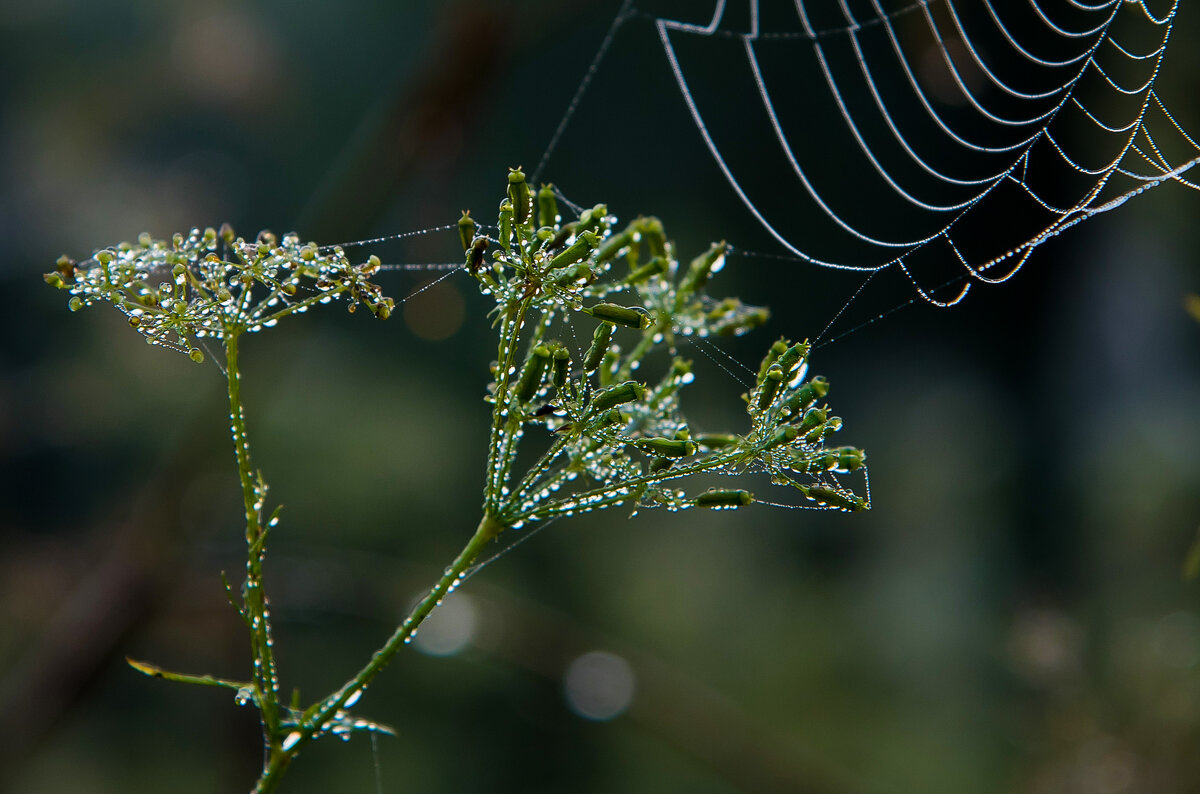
xmin=653 ymin=0 xmax=1198 ymax=307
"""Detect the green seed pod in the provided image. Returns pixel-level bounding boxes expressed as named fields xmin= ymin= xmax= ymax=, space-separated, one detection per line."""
xmin=220 ymin=223 xmax=236 ymax=244
xmin=625 ymin=256 xmax=669 ymax=286
xmin=457 ymin=211 xmax=476 ymax=252
xmin=695 ymin=489 xmax=753 ymax=508
xmin=598 ymin=348 xmax=620 ymax=388
xmin=95 ymin=250 xmax=114 ymax=265
xmin=756 ymin=364 xmax=785 ymax=410
xmin=784 ymin=376 xmax=829 ymax=417
xmin=776 ymin=342 xmax=810 ymax=378
xmin=552 ymin=345 xmax=571 ymax=390
xmin=814 ymin=446 xmax=865 ymax=472
xmin=757 ymin=338 xmax=790 ymax=383
xmin=765 ymin=425 xmax=800 ymax=450
xmin=497 ymin=198 xmax=514 ymax=248
xmin=515 ymin=345 xmax=551 ymax=404
xmin=548 ymin=221 xmax=578 ymax=252
xmin=537 ymin=183 xmax=559 ymax=228
xmin=68 ymin=296 xmax=83 ymax=312
xmin=188 ymin=348 xmax=205 ymax=364
xmin=805 ymin=415 xmax=842 ymax=443
xmin=507 ymin=167 xmax=531 ymax=225
xmin=44 ymin=272 xmax=65 ymax=288
xmin=548 ymin=230 xmax=598 ymax=270
xmin=592 ymin=380 xmax=645 ymax=412
xmin=680 ymin=241 xmax=727 ymax=296
xmin=638 ymin=437 xmax=697 ymax=458
xmin=577 ymin=203 xmax=608 ymax=235
xmin=798 ymin=484 xmax=867 ymax=512
xmin=695 ymin=433 xmax=740 ymax=449
xmin=797 ymin=407 xmax=828 ymax=435
xmin=587 ymin=302 xmax=650 ymax=329
xmin=594 ymin=228 xmax=635 ymax=264
xmin=714 ymin=306 xmax=770 ymax=336
xmin=648 ymin=456 xmax=675 ymax=474
xmin=588 ymin=408 xmax=627 ymax=430
xmin=467 ymin=236 xmax=489 ymax=273
xmin=637 ymin=217 xmax=667 ymax=258
xmin=583 ymin=322 xmax=614 ymax=373
xmin=549 ymin=263 xmax=595 ymax=288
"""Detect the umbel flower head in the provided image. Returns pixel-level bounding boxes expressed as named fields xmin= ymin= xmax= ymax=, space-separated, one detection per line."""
xmin=45 ymin=225 xmax=394 ymax=361
xmin=464 ymin=168 xmax=869 ymax=529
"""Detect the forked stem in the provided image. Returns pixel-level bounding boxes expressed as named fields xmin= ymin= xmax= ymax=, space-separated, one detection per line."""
xmin=253 ymin=513 xmax=507 ymax=792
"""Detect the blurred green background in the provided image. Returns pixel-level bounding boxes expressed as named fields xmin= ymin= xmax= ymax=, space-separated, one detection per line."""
xmin=3 ymin=1 xmax=1200 ymax=792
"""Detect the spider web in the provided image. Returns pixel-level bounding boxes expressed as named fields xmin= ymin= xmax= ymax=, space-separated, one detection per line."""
xmin=646 ymin=0 xmax=1199 ymax=307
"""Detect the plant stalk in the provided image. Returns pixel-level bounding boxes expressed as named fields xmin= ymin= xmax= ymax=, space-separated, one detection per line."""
xmin=253 ymin=513 xmax=507 ymax=792
xmin=225 ymin=331 xmax=282 ymax=761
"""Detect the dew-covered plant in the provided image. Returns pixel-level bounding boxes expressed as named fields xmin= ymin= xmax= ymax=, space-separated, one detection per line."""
xmin=45 ymin=168 xmax=868 ymax=791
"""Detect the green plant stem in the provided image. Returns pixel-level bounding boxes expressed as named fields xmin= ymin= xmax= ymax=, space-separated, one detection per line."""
xmin=253 ymin=514 xmax=507 ymax=793
xmin=485 ymin=295 xmax=533 ymax=514
xmin=225 ymin=331 xmax=282 ymax=755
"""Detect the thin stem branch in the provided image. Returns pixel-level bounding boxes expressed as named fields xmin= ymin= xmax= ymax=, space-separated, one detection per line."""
xmin=253 ymin=514 xmax=507 ymax=793
xmin=225 ymin=332 xmax=282 ymax=757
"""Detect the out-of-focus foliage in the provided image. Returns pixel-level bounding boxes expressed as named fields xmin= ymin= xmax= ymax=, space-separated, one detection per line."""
xmin=4 ymin=1 xmax=1200 ymax=792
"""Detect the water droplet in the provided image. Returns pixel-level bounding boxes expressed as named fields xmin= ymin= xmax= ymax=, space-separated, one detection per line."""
xmin=281 ymin=731 xmax=302 ymax=751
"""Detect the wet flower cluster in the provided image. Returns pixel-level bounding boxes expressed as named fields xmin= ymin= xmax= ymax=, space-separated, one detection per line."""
xmin=45 ymin=225 xmax=393 ymax=360
xmin=467 ymin=168 xmax=868 ymax=530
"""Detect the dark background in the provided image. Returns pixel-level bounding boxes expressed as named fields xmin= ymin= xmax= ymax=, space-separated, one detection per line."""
xmin=2 ymin=1 xmax=1199 ymax=792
